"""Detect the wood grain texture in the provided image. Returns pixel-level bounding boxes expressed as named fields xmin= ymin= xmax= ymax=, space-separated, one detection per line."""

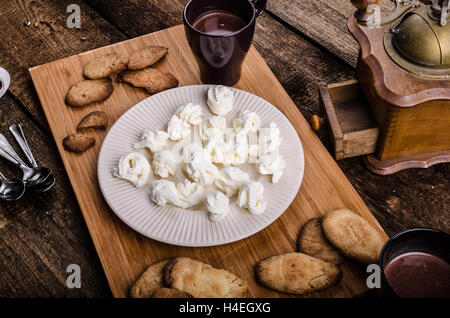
xmin=0 ymin=94 xmax=110 ymax=297
xmin=319 ymin=81 xmax=379 ymax=159
xmin=266 ymin=0 xmax=396 ymax=67
xmin=0 ymin=0 xmax=126 ymax=129
xmin=364 ymin=151 xmax=450 ymax=175
xmin=30 ymin=25 xmax=387 ymax=298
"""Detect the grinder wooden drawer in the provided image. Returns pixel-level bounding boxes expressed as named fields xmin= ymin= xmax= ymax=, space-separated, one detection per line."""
xmin=318 ymin=79 xmax=380 ymax=160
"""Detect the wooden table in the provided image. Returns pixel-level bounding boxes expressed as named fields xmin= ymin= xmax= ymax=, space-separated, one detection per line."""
xmin=0 ymin=0 xmax=447 ymax=297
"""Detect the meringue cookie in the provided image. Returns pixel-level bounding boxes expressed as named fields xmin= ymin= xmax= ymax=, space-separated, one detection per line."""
xmin=205 ymin=191 xmax=230 ymax=222
xmin=133 ymin=129 xmax=169 ymax=153
xmin=176 ymin=102 xmax=203 ymax=126
xmin=215 ymin=167 xmax=249 ymax=197
xmin=237 ymin=181 xmax=267 ymax=215
xmin=152 ymin=150 xmax=179 ymax=178
xmin=150 ymin=179 xmax=187 ymax=208
xmin=257 ymin=153 xmax=286 ymax=183
xmin=207 ymin=85 xmax=234 ymax=116
xmin=199 ymin=115 xmax=227 ymax=142
xmin=113 ymin=152 xmax=151 ymax=188
xmin=167 ymin=114 xmax=191 ymax=141
xmin=233 ymin=111 xmax=261 ymax=134
xmin=176 ymin=179 xmax=204 ymax=207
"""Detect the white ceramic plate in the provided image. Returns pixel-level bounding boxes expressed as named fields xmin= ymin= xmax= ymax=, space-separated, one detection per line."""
xmin=98 ymin=85 xmax=304 ymax=247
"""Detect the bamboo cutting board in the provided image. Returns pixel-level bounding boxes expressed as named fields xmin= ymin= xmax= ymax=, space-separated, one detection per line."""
xmin=29 ymin=25 xmax=387 ymax=298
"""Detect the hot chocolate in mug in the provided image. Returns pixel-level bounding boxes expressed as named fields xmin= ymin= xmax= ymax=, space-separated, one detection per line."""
xmin=0 ymin=67 xmax=10 ymax=99
xmin=184 ymin=0 xmax=267 ymax=86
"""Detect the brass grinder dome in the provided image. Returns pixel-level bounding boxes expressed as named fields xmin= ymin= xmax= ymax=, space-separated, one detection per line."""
xmin=384 ymin=5 xmax=450 ymax=79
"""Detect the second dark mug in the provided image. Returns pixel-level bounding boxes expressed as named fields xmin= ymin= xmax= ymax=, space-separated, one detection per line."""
xmin=183 ymin=0 xmax=267 ymax=86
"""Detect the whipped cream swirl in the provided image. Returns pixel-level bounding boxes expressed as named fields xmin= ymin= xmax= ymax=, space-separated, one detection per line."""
xmin=207 ymin=85 xmax=234 ymax=116
xmin=176 ymin=103 xmax=203 ymax=126
xmin=167 ymin=114 xmax=191 ymax=141
xmin=152 ymin=150 xmax=179 ymax=178
xmin=215 ymin=166 xmax=249 ymax=197
xmin=205 ymin=191 xmax=230 ymax=222
xmin=113 ymin=152 xmax=151 ymax=188
xmin=134 ymin=129 xmax=169 ymax=153
xmin=237 ymin=181 xmax=267 ymax=215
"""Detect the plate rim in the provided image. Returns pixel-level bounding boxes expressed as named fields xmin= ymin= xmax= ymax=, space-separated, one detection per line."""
xmin=97 ymin=84 xmax=305 ymax=247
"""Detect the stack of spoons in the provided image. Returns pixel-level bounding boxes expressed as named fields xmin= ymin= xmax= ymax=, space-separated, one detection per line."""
xmin=0 ymin=124 xmax=55 ymax=201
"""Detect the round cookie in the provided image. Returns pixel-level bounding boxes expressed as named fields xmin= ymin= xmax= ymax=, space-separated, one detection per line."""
xmin=298 ymin=218 xmax=344 ymax=265
xmin=322 ymin=208 xmax=387 ymax=265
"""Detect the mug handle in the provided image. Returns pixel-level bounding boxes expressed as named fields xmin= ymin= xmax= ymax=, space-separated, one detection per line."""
xmin=0 ymin=67 xmax=11 ymax=99
xmin=250 ymin=0 xmax=267 ymax=17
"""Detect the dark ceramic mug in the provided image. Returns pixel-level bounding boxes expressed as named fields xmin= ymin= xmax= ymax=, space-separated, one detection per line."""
xmin=183 ymin=0 xmax=267 ymax=86
xmin=379 ymin=228 xmax=450 ymax=298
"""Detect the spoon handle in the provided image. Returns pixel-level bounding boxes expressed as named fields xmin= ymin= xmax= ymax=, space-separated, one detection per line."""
xmin=0 ymin=171 xmax=7 ymax=182
xmin=0 ymin=134 xmax=28 ymax=168
xmin=9 ymin=124 xmax=38 ymax=168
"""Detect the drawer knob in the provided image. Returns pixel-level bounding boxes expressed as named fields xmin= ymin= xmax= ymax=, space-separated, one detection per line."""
xmin=310 ymin=114 xmax=324 ymax=131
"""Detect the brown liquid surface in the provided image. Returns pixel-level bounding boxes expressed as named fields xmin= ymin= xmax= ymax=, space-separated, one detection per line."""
xmin=192 ymin=10 xmax=247 ymax=36
xmin=384 ymin=252 xmax=450 ymax=298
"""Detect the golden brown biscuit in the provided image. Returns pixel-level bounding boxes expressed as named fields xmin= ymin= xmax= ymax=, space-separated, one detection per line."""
xmin=129 ymin=259 xmax=171 ymax=298
xmin=63 ymin=134 xmax=95 ymax=153
xmin=322 ymin=208 xmax=387 ymax=265
xmin=255 ymin=253 xmax=342 ymax=295
xmin=298 ymin=218 xmax=344 ymax=265
xmin=65 ymin=79 xmax=113 ymax=107
xmin=121 ymin=68 xmax=178 ymax=95
xmin=127 ymin=46 xmax=168 ymax=70
xmin=164 ymin=257 xmax=248 ymax=298
xmin=83 ymin=53 xmax=129 ymax=79
xmin=77 ymin=111 xmax=108 ymax=130
xmin=151 ymin=288 xmax=193 ymax=298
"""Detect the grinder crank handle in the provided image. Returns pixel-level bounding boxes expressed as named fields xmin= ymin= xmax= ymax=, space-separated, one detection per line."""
xmin=351 ymin=0 xmax=381 ymax=24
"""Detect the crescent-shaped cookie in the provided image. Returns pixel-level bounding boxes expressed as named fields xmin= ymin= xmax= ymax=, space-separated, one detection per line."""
xmin=256 ymin=253 xmax=342 ymax=295
xmin=164 ymin=257 xmax=248 ymax=298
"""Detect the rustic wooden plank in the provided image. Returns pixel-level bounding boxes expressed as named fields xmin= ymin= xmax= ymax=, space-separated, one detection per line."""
xmin=0 ymin=0 xmax=127 ymax=128
xmin=266 ymin=0 xmax=396 ymax=67
xmin=0 ymin=94 xmax=111 ymax=297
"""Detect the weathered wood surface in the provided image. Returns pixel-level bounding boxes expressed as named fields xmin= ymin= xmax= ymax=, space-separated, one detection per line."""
xmin=0 ymin=0 xmax=126 ymax=128
xmin=0 ymin=94 xmax=110 ymax=297
xmin=266 ymin=0 xmax=396 ymax=67
xmin=0 ymin=0 xmax=448 ymax=297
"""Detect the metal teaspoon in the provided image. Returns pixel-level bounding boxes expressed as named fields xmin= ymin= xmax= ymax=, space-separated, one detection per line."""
xmin=9 ymin=124 xmax=55 ymax=192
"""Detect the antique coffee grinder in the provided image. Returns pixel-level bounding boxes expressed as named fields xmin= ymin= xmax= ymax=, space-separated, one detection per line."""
xmin=317 ymin=0 xmax=449 ymax=175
